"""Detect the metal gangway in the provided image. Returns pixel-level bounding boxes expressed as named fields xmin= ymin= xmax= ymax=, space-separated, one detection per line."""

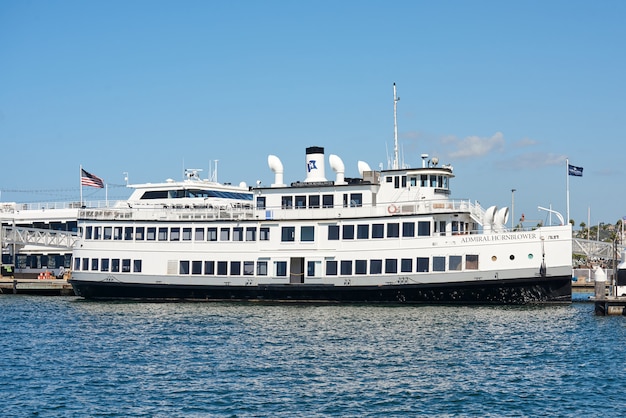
xmin=0 ymin=226 xmax=79 ymax=249
xmin=573 ymin=238 xmax=624 ymax=261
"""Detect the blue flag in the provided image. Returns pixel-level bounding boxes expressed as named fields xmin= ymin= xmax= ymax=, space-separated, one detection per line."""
xmin=568 ymin=164 xmax=583 ymax=177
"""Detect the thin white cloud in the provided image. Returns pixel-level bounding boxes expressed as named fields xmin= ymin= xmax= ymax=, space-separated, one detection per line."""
xmin=447 ymin=132 xmax=505 ymax=159
xmin=495 ymin=152 xmax=567 ymax=170
xmin=513 ymin=137 xmax=537 ymax=148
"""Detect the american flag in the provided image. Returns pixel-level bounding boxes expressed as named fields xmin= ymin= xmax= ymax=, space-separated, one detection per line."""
xmin=81 ymin=168 xmax=104 ymax=188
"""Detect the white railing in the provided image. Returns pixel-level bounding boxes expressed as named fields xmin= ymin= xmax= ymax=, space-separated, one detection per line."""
xmin=78 ymin=199 xmax=485 ymax=223
xmin=1 ymin=226 xmax=79 ymax=249
xmin=0 ymin=199 xmax=125 ymax=213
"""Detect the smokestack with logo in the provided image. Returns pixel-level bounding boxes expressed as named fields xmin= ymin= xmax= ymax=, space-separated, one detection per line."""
xmin=305 ymin=146 xmax=327 ymax=182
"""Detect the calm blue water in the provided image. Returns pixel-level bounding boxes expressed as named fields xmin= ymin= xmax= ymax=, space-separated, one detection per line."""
xmin=1 ymin=295 xmax=624 ymax=417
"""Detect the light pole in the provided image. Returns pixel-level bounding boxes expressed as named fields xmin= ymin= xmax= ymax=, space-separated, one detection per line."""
xmin=597 ymin=222 xmax=604 ymax=241
xmin=511 ymin=189 xmax=516 ymax=230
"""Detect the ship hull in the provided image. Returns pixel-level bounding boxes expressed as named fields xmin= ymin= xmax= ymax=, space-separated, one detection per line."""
xmin=69 ymin=275 xmax=571 ymax=304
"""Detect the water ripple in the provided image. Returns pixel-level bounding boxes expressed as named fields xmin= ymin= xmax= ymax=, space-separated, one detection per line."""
xmin=0 ymin=297 xmax=624 ymax=416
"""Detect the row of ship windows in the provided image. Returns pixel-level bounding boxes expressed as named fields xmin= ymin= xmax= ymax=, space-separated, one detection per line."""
xmin=257 ymin=193 xmax=363 ymax=210
xmin=74 ymin=255 xmax=480 ymax=276
xmin=83 ymin=220 xmax=473 ymax=243
xmin=255 ymin=175 xmax=450 ymax=210
xmin=385 ymin=174 xmax=450 ymax=189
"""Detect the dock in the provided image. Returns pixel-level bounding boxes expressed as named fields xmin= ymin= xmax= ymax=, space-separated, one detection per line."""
xmin=594 ymin=298 xmax=626 ymax=316
xmin=0 ymin=278 xmax=76 ymax=296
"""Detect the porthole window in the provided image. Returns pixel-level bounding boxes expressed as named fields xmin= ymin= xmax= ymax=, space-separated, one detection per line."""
xmin=509 ymin=255 xmax=515 ymax=260
xmin=491 ymin=256 xmax=497 ymax=261
xmin=528 ymin=254 xmax=534 ymax=259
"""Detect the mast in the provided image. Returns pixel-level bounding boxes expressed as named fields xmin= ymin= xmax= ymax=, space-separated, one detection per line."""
xmin=393 ymin=83 xmax=400 ymax=169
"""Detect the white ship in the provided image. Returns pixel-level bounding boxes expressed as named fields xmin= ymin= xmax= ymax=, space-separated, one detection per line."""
xmin=69 ymin=87 xmax=572 ymax=304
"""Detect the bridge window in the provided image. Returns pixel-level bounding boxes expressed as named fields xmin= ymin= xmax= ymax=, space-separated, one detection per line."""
xmin=136 ymin=227 xmax=145 ymax=240
xmin=114 ymin=227 xmax=122 ymax=240
xmin=260 ymin=227 xmax=270 ymax=241
xmin=233 ymin=227 xmax=244 ymax=241
xmin=170 ymin=228 xmax=180 ymax=241
xmin=256 ymin=196 xmax=266 ymax=210
xmin=208 ymin=227 xmax=217 ymax=241
xmin=124 ymin=227 xmax=133 ymax=240
xmin=158 ymin=228 xmax=168 ymax=241
xmin=220 ymin=228 xmax=230 ymax=241
xmin=94 ymin=227 xmax=101 ymax=240
xmin=195 ymin=228 xmax=204 ymax=241
xmin=147 ymin=227 xmax=156 ymax=241
xmin=74 ymin=258 xmax=80 ymax=271
xmin=350 ymin=193 xmax=362 ymax=207
xmin=322 ymin=194 xmax=334 ymax=208
xmin=85 ymin=226 xmax=93 ymax=240
xmin=342 ymin=225 xmax=354 ymax=240
xmin=183 ymin=228 xmax=192 ymax=241
xmin=103 ymin=227 xmax=112 ymax=240
xmin=246 ymin=227 xmax=257 ymax=241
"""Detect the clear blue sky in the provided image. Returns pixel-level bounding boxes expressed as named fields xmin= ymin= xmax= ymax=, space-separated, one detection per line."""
xmin=1 ymin=0 xmax=625 ymax=228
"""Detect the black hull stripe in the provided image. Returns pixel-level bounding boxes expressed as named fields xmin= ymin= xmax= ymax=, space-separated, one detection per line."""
xmin=69 ymin=276 xmax=572 ymax=305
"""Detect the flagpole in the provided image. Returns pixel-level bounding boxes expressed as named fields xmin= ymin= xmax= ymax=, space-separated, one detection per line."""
xmin=566 ymin=158 xmax=570 ymax=225
xmin=80 ymin=164 xmax=83 ymax=207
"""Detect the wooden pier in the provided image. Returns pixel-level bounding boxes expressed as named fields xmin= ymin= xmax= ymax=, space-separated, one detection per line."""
xmin=0 ymin=278 xmax=76 ymax=296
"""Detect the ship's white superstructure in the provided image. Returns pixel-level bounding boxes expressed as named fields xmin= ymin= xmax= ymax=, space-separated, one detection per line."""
xmin=68 ymin=86 xmax=572 ymax=303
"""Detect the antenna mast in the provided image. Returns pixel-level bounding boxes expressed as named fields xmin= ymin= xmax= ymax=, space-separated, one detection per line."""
xmin=393 ymin=83 xmax=400 ymax=169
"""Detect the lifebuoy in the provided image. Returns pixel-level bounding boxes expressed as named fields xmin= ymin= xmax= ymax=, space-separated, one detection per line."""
xmin=387 ymin=204 xmax=398 ymax=214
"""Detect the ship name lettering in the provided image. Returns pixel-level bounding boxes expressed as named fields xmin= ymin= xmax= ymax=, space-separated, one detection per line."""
xmin=460 ymin=232 xmax=537 ymax=244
